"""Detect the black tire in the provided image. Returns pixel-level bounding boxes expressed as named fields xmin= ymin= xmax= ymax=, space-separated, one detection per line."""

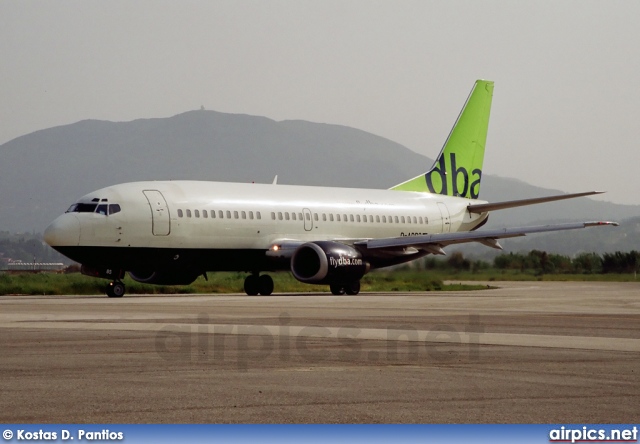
xmin=258 ymin=274 xmax=274 ymax=296
xmin=107 ymin=282 xmax=125 ymax=298
xmin=345 ymin=281 xmax=360 ymax=295
xmin=244 ymin=275 xmax=260 ymax=296
xmin=330 ymin=283 xmax=345 ymax=295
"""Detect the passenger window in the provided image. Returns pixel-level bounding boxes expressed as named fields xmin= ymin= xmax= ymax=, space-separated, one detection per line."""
xmin=108 ymin=204 xmax=121 ymax=215
xmin=278 ymin=212 xmax=283 ymax=220
xmin=292 ymin=213 xmax=297 ymax=221
xmin=249 ymin=211 xmax=254 ymax=220
xmin=298 ymin=213 xmax=303 ymax=220
xmin=336 ymin=214 xmax=341 ymax=222
xmin=211 ymin=210 xmax=216 ymax=219
xmin=271 ymin=212 xmax=276 ymax=220
xmin=187 ymin=210 xmax=192 ymax=218
xmin=322 ymin=214 xmax=326 ymax=222
xmin=234 ymin=211 xmax=239 ymax=219
xmin=382 ymin=216 xmax=386 ymax=223
xmin=219 ymin=210 xmax=224 ymax=219
xmin=285 ymin=212 xmax=290 ymax=221
xmin=226 ymin=211 xmax=231 ymax=219
xmin=178 ymin=209 xmax=184 ymax=218
xmin=257 ymin=212 xmax=261 ymax=220
xmin=242 ymin=211 xmax=246 ymax=219
xmin=401 ymin=216 xmax=406 ymax=223
xmin=419 ymin=217 xmax=423 ymax=224
xmin=203 ymin=210 xmax=208 ymax=219
xmin=314 ymin=213 xmax=318 ymax=221
xmin=305 ymin=213 xmax=310 ymax=221
xmin=330 ymin=214 xmax=334 ymax=222
xmin=407 ymin=216 xmax=411 ymax=224
xmin=356 ymin=215 xmax=361 ymax=223
xmin=195 ymin=210 xmax=200 ymax=218
xmin=376 ymin=216 xmax=380 ymax=223
xmin=413 ymin=217 xmax=417 ymax=224
xmin=394 ymin=216 xmax=399 ymax=223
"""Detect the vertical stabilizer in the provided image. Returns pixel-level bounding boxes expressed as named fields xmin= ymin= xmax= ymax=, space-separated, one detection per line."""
xmin=391 ymin=80 xmax=494 ymax=199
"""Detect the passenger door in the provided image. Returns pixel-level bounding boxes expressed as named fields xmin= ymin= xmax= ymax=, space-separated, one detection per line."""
xmin=143 ymin=190 xmax=171 ymax=236
xmin=437 ymin=202 xmax=451 ymax=233
xmin=303 ymin=208 xmax=313 ymax=231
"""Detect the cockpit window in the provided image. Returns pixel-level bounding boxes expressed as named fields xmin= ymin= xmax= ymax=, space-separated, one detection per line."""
xmin=65 ymin=202 xmax=121 ymax=215
xmin=66 ymin=203 xmax=98 ymax=213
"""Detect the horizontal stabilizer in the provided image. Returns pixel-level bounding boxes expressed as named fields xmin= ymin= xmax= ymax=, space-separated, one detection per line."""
xmin=467 ymin=191 xmax=605 ymax=214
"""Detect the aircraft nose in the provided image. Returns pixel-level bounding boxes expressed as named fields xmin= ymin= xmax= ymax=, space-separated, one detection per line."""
xmin=44 ymin=214 xmax=80 ymax=247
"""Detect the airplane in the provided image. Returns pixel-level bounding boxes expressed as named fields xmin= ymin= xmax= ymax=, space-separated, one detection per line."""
xmin=43 ymin=80 xmax=618 ymax=297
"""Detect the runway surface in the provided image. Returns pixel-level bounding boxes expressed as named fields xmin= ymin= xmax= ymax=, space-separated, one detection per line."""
xmin=1 ymin=281 xmax=638 ymax=423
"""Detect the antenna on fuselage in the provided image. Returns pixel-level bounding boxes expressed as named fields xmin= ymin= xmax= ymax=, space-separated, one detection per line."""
xmin=272 ymin=175 xmax=278 ymax=185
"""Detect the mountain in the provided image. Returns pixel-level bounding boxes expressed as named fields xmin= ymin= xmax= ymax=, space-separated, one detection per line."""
xmin=1 ymin=110 xmax=638 ymax=248
xmin=1 ymin=111 xmax=428 ymax=232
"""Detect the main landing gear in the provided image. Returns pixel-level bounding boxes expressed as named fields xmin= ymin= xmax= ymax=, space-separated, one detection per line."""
xmin=106 ymin=280 xmax=126 ymax=298
xmin=330 ymin=281 xmax=361 ymax=295
xmin=244 ymin=274 xmax=274 ymax=296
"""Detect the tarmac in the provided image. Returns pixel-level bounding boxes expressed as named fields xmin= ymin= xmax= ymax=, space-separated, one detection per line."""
xmin=0 ymin=281 xmax=638 ymax=423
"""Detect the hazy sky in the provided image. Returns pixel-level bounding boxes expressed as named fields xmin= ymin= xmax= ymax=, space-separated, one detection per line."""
xmin=2 ymin=1 xmax=639 ymax=205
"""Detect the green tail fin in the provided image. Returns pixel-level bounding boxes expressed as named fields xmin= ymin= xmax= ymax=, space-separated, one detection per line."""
xmin=391 ymin=79 xmax=494 ymax=199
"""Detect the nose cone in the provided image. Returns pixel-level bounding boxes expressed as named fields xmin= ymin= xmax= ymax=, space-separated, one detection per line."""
xmin=44 ymin=214 xmax=80 ymax=247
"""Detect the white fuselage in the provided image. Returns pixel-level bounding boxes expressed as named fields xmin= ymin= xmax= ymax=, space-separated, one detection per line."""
xmin=44 ymin=180 xmax=491 ymax=281
xmin=47 ymin=180 xmax=488 ymax=253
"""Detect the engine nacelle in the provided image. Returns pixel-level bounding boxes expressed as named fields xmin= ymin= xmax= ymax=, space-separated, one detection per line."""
xmin=129 ymin=270 xmax=200 ymax=285
xmin=291 ymin=241 xmax=369 ymax=285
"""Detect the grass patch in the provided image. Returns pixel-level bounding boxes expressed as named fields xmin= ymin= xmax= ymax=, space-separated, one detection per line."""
xmin=428 ymin=269 xmax=639 ymax=282
xmin=0 ymin=270 xmax=488 ymax=296
xmin=1 ymin=268 xmax=635 ymax=296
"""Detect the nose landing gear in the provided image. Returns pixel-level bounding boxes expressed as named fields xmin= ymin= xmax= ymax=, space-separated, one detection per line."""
xmin=106 ymin=281 xmax=126 ymax=298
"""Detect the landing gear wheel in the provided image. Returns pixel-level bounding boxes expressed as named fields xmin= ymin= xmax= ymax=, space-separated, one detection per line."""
xmin=258 ymin=274 xmax=274 ymax=296
xmin=106 ymin=281 xmax=125 ymax=298
xmin=345 ymin=281 xmax=361 ymax=295
xmin=330 ymin=283 xmax=345 ymax=295
xmin=244 ymin=274 xmax=260 ymax=296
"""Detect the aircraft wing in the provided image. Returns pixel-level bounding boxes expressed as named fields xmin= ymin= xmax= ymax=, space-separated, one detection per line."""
xmin=357 ymin=221 xmax=619 ymax=252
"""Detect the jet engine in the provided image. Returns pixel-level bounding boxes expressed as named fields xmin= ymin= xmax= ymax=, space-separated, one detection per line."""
xmin=290 ymin=241 xmax=369 ymax=285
